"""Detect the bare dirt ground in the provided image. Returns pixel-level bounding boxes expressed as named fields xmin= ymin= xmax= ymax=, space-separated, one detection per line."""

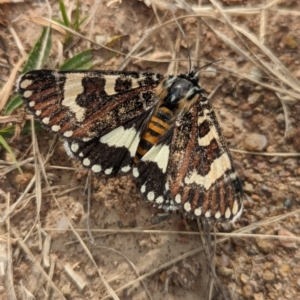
xmin=0 ymin=1 xmax=300 ymax=300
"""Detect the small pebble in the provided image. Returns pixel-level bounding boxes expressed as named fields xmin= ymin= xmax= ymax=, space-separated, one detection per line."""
xmin=203 ymin=66 xmax=217 ymax=78
xmin=224 ymin=96 xmax=238 ymax=107
xmin=283 ymin=199 xmax=293 ymax=208
xmin=247 ymin=92 xmax=262 ymax=105
xmin=244 ymin=182 xmax=254 ymax=192
xmin=278 ymin=229 xmax=298 ymax=250
xmin=244 ymin=133 xmax=268 ymax=151
xmin=279 ymin=264 xmax=291 ymax=277
xmin=57 ymin=216 xmax=69 ymax=230
xmin=276 ymin=113 xmax=284 ymax=123
xmin=263 ymin=270 xmax=275 ymax=282
xmin=240 ymin=273 xmax=249 ymax=284
xmin=254 ymin=292 xmax=264 ymax=300
xmin=256 ymin=239 xmax=275 ymax=254
xmin=242 ymin=284 xmax=253 ymax=299
xmin=249 ymin=66 xmax=263 ymax=82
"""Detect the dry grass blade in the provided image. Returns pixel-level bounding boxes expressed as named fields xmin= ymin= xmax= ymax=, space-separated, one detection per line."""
xmin=219 ymin=65 xmax=300 ymax=100
xmin=42 ymin=234 xmax=51 ymax=269
xmin=0 ymin=56 xmax=26 ymax=112
xmin=0 ymin=157 xmax=34 ymax=176
xmin=275 ymin=92 xmax=292 ymax=139
xmin=9 ymin=25 xmax=26 ymax=57
xmin=230 ymin=149 xmax=300 ymax=157
xmin=64 ymin=263 xmax=87 ymax=291
xmin=22 ymin=118 xmax=43 ymax=246
xmin=234 ymin=25 xmax=300 ymax=91
xmin=45 ymin=256 xmax=56 ymax=300
xmin=0 ymin=174 xmax=36 ymax=224
xmin=2 ymin=192 xmax=17 ymax=300
xmin=11 ymin=225 xmax=66 ymax=299
xmin=23 ymin=17 xmax=67 ymax=35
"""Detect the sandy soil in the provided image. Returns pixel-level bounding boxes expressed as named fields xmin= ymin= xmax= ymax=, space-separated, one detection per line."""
xmin=0 ymin=1 xmax=300 ymax=299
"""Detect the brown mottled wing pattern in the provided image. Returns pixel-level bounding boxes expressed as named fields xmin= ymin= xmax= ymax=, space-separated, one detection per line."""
xmin=166 ymin=97 xmax=243 ymax=221
xmin=18 ymin=70 xmax=163 ymax=141
xmin=18 ymin=70 xmax=163 ymax=176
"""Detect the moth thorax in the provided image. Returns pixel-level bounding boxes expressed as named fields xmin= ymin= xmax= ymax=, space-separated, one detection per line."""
xmin=164 ymin=76 xmax=201 ymax=110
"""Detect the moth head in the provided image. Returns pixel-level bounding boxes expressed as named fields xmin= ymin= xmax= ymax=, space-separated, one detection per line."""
xmin=164 ymin=74 xmax=203 ymax=108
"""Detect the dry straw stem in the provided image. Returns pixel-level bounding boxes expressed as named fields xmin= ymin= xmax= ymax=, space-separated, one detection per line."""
xmin=64 ymin=263 xmax=87 ymax=292
xmin=23 ymin=118 xmax=43 ymax=249
xmin=42 ymin=234 xmax=51 ymax=269
xmin=0 ymin=157 xmax=34 ymax=177
xmin=191 ymin=1 xmax=300 ymax=16
xmin=2 ymin=192 xmax=17 ymax=300
xmin=10 ymin=224 xmax=66 ymax=299
xmin=0 ymin=56 xmax=26 ymax=112
xmin=23 ymin=17 xmax=67 ymax=35
xmin=0 ymin=0 xmax=24 ymax=3
xmin=42 ymin=226 xmax=300 ymax=243
xmin=45 ymin=256 xmax=56 ymax=300
xmin=9 ymin=25 xmax=26 ymax=57
xmin=230 ymin=149 xmax=300 ymax=157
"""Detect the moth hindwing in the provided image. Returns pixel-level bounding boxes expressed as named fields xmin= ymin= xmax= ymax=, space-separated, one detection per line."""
xmin=18 ymin=69 xmax=243 ymax=221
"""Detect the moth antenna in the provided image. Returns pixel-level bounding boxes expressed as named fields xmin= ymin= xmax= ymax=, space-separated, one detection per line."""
xmin=194 ymin=58 xmax=224 ymax=76
xmin=172 ymin=12 xmax=192 ymax=74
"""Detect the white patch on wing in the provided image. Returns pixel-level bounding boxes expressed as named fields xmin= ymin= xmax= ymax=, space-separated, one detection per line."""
xmin=121 ymin=165 xmax=131 ymax=173
xmin=198 ymin=127 xmax=218 ymax=146
xmin=71 ymin=143 xmax=79 ymax=153
xmin=214 ymin=211 xmax=221 ymax=219
xmin=82 ymin=137 xmax=92 ymax=142
xmin=197 ymin=108 xmax=211 ymax=125
xmin=194 ymin=207 xmax=202 ymax=216
xmin=20 ymin=79 xmax=33 ymax=89
xmin=105 ymin=168 xmax=113 ymax=175
xmin=205 ymin=210 xmax=211 ymax=218
xmin=52 ymin=125 xmax=61 ymax=132
xmin=24 ymin=90 xmax=33 ymax=98
xmin=132 ymin=167 xmax=139 ymax=178
xmin=62 ymin=73 xmax=86 ymax=122
xmin=83 ymin=158 xmax=91 ymax=166
xmin=156 ymin=196 xmax=164 ymax=204
xmin=103 ymin=75 xmax=141 ymax=95
xmin=140 ymin=184 xmax=146 ymax=193
xmin=225 ymin=207 xmax=231 ymax=219
xmin=141 ymin=144 xmax=170 ymax=173
xmin=197 ymin=108 xmax=221 ymax=147
xmin=184 ymin=202 xmax=191 ymax=212
xmin=63 ymin=141 xmax=74 ymax=158
xmin=184 ymin=152 xmax=232 ymax=190
xmin=175 ymin=194 xmax=181 ymax=204
xmin=147 ymin=191 xmax=155 ymax=201
xmin=92 ymin=164 xmax=102 ymax=173
xmin=230 ymin=200 xmax=243 ymax=223
xmin=42 ymin=117 xmax=50 ymax=124
xmin=64 ymin=130 xmax=73 ymax=137
xmin=100 ymin=126 xmax=140 ymax=157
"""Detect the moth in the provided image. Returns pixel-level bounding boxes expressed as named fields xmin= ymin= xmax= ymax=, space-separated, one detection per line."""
xmin=18 ymin=69 xmax=243 ymax=221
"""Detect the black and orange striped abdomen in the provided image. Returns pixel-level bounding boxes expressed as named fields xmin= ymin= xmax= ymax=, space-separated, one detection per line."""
xmin=134 ymin=106 xmax=174 ymax=162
